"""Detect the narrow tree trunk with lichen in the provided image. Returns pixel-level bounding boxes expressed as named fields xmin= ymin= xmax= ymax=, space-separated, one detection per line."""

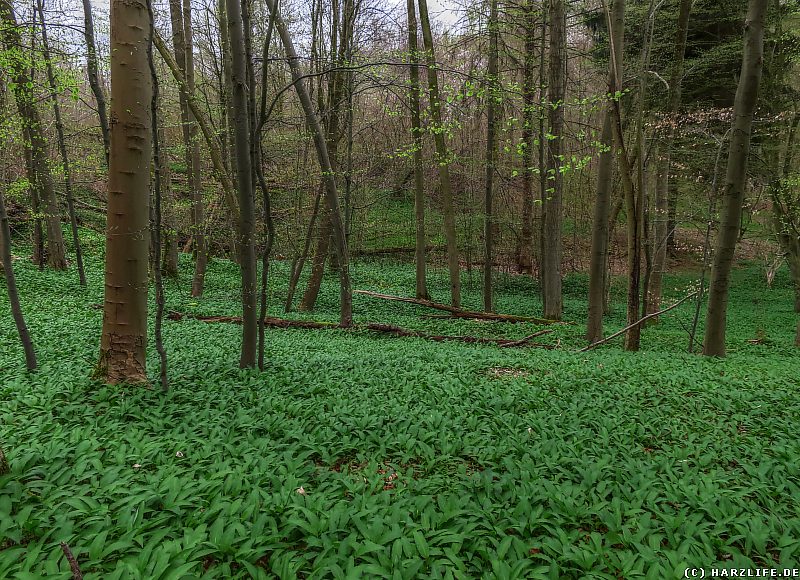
xmin=417 ymin=0 xmax=460 ymax=307
xmin=408 ymin=0 xmax=429 ymax=299
xmin=483 ymin=0 xmax=499 ymax=312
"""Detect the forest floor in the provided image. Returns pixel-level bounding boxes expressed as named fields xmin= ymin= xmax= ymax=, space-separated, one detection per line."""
xmin=1 ymin=239 xmax=799 ymax=578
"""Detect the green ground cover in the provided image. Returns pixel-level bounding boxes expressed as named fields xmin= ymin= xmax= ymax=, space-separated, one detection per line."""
xmin=1 ymin=241 xmax=799 ymax=578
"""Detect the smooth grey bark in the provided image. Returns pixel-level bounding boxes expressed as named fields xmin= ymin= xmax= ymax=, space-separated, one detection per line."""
xmin=81 ymin=0 xmax=110 ymax=164
xmin=605 ymin=0 xmax=645 ymax=351
xmin=168 ymin=0 xmax=206 ymax=297
xmin=703 ymin=0 xmax=767 ymax=357
xmin=225 ymin=0 xmax=258 ymax=366
xmin=417 ymin=0 xmax=460 ymax=307
xmin=541 ymin=0 xmax=565 ymax=320
xmin=483 ymin=0 xmax=499 ymax=312
xmin=408 ymin=0 xmax=429 ymax=300
xmin=517 ymin=0 xmax=536 ymax=275
xmin=586 ymin=115 xmax=615 ymax=343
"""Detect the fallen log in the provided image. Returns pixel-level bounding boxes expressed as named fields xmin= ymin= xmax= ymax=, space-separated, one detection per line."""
xmin=168 ymin=311 xmax=555 ymax=348
xmin=354 ymin=290 xmax=560 ymax=325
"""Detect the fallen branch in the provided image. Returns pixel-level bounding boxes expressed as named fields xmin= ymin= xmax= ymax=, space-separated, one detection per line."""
xmin=352 ymin=244 xmax=445 ymax=257
xmin=579 ymin=291 xmax=699 ymax=353
xmin=60 ymin=542 xmax=83 ymax=580
xmin=354 ymin=290 xmax=560 ymax=325
xmin=168 ymin=312 xmax=555 ymax=348
xmin=168 ymin=312 xmax=338 ymax=329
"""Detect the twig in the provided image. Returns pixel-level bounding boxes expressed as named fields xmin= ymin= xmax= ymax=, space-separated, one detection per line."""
xmin=579 ymin=291 xmax=699 ymax=352
xmin=60 ymin=542 xmax=83 ymax=580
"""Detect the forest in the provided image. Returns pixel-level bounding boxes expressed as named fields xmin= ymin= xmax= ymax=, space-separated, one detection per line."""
xmin=1 ymin=0 xmax=799 ymax=576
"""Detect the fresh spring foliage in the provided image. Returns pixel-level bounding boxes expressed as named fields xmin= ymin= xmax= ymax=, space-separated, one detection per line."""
xmin=1 ymin=236 xmax=799 ymax=578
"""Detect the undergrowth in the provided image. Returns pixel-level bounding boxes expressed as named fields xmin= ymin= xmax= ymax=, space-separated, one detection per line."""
xmin=1 ymin=237 xmax=799 ymax=578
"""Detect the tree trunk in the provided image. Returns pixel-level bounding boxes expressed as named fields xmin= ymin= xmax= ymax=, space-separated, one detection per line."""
xmin=770 ymin=115 xmax=799 ymax=347
xmin=483 ymin=0 xmax=499 ymax=312
xmin=184 ymin=0 xmax=206 ymax=297
xmin=586 ymin=115 xmax=615 ymax=343
xmin=159 ymin=125 xmax=179 ymax=278
xmin=408 ymin=0 xmax=429 ymax=300
xmin=1 ymin=183 xmax=37 ymax=372
xmin=541 ymin=0 xmax=565 ymax=320
xmin=147 ymin=5 xmax=168 ymax=390
xmin=225 ymin=0 xmax=258 ymax=367
xmin=417 ymin=0 xmax=460 ymax=307
xmin=21 ymin=125 xmax=43 ymax=268
xmin=37 ymin=0 xmax=86 ymax=286
xmin=605 ymin=0 xmax=644 ymax=352
xmin=703 ymin=0 xmax=767 ymax=357
xmin=517 ymin=0 xmax=536 ymax=275
xmin=266 ymin=0 xmax=353 ymax=326
xmin=81 ymin=0 xmax=110 ymax=164
xmin=299 ymin=219 xmax=331 ymax=311
xmin=153 ymin=32 xmax=240 ymax=229
xmin=97 ymin=0 xmax=152 ymax=384
xmin=647 ymin=0 xmax=691 ymax=316
xmin=1 ymin=1 xmax=66 ymax=271
xmin=168 ymin=0 xmax=206 ymax=297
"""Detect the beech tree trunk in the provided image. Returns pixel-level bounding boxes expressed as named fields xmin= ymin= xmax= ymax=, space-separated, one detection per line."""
xmin=37 ymin=0 xmax=86 ymax=286
xmin=226 ymin=0 xmax=258 ymax=367
xmin=168 ymin=0 xmax=206 ymax=297
xmin=703 ymin=0 xmax=767 ymax=357
xmin=417 ymin=0 xmax=461 ymax=308
xmin=408 ymin=0 xmax=429 ymax=300
xmin=541 ymin=0 xmax=565 ymax=320
xmin=605 ymin=0 xmax=645 ymax=352
xmin=586 ymin=116 xmax=615 ymax=343
xmin=483 ymin=0 xmax=499 ymax=312
xmin=517 ymin=0 xmax=536 ymax=275
xmin=159 ymin=125 xmax=179 ymax=278
xmin=97 ymin=0 xmax=152 ymax=384
xmin=646 ymin=0 xmax=691 ymax=316
xmin=81 ymin=0 xmax=110 ymax=165
xmin=1 ymin=1 xmax=66 ymax=271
